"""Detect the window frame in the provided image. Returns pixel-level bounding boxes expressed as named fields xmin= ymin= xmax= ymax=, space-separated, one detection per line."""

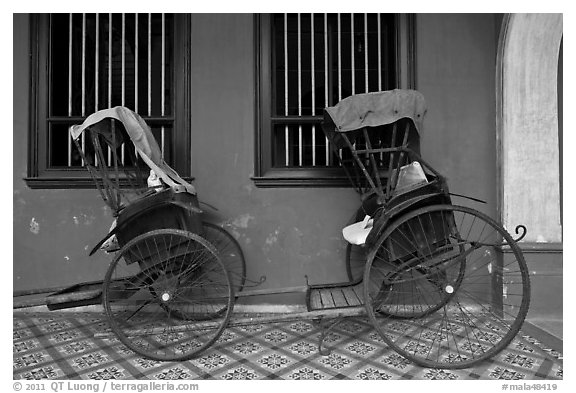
xmin=253 ymin=13 xmax=416 ymax=188
xmin=25 ymin=13 xmax=192 ymax=189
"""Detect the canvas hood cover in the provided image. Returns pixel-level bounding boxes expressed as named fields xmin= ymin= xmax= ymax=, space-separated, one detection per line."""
xmin=70 ymin=106 xmax=196 ymax=195
xmin=322 ymin=89 xmax=427 ymax=134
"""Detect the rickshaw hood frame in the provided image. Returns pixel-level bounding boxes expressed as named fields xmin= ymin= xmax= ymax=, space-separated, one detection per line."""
xmin=322 ymin=89 xmax=426 ymax=137
xmin=70 ymin=106 xmax=196 ymax=195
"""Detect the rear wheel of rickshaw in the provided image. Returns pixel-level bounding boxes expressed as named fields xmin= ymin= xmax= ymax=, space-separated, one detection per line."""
xmin=160 ymin=223 xmax=245 ymax=322
xmin=345 ymin=243 xmax=366 ymax=283
xmin=364 ymin=204 xmax=530 ymax=369
xmin=346 ymin=211 xmax=463 ymax=319
xmin=102 ymin=229 xmax=234 ymax=361
xmin=201 ymin=222 xmax=246 ymax=294
xmin=346 ymin=196 xmax=378 ymax=282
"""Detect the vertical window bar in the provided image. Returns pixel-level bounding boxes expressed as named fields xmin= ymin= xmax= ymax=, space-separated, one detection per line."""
xmin=350 ymin=14 xmax=357 ymax=154
xmin=80 ymin=14 xmax=87 ymax=166
xmin=67 ymin=14 xmax=73 ymax=167
xmin=377 ymin=14 xmax=384 ymax=165
xmin=121 ymin=13 xmax=126 ymax=165
xmin=161 ymin=13 xmax=165 ymax=158
xmin=95 ymin=13 xmax=99 ymax=166
xmin=121 ymin=13 xmax=125 ymax=107
xmin=134 ymin=13 xmax=138 ymax=113
xmin=364 ymin=13 xmax=369 ymax=93
xmin=311 ymin=14 xmax=316 ymax=167
xmin=377 ymin=13 xmax=382 ymax=91
xmin=81 ymin=14 xmax=86 ymax=117
xmin=284 ymin=14 xmax=289 ymax=166
xmin=148 ymin=13 xmax=152 ymax=116
xmin=134 ymin=13 xmax=139 ymax=159
xmin=351 ymin=13 xmax=355 ymax=95
xmin=337 ymin=14 xmax=343 ymax=160
xmin=95 ymin=14 xmax=99 ymax=111
xmin=297 ymin=14 xmax=302 ymax=166
xmin=324 ymin=14 xmax=329 ymax=166
xmin=108 ymin=13 xmax=113 ymax=166
xmin=81 ymin=14 xmax=86 ymax=165
xmin=337 ymin=13 xmax=342 ymax=101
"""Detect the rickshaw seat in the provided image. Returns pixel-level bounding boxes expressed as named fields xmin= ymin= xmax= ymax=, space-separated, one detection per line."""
xmin=112 ymin=188 xmax=204 ymax=259
xmin=116 ymin=188 xmax=201 ymax=222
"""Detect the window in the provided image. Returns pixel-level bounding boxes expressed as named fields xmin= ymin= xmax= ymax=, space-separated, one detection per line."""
xmin=254 ymin=13 xmax=415 ymax=187
xmin=26 ymin=13 xmax=191 ymax=188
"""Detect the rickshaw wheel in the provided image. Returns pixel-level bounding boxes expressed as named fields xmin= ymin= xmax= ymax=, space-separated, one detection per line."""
xmin=159 ymin=223 xmax=246 ymax=322
xmin=201 ymin=222 xmax=246 ymax=294
xmin=345 ymin=243 xmax=366 ymax=283
xmin=102 ymin=229 xmax=234 ymax=361
xmin=364 ymin=204 xmax=530 ymax=369
xmin=346 ymin=196 xmax=378 ymax=282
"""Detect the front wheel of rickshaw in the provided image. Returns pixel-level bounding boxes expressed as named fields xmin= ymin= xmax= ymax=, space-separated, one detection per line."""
xmin=364 ymin=204 xmax=530 ymax=369
xmin=102 ymin=229 xmax=234 ymax=361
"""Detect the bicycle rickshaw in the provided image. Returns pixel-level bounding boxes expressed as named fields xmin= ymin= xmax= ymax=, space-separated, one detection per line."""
xmin=45 ymin=90 xmax=530 ymax=370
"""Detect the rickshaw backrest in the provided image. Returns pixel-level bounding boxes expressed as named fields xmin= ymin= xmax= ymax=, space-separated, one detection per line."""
xmin=73 ymin=120 xmax=150 ymax=214
xmin=70 ymin=107 xmax=197 ymax=216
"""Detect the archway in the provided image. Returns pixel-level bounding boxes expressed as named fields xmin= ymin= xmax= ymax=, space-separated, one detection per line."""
xmin=496 ymin=13 xmax=562 ymax=244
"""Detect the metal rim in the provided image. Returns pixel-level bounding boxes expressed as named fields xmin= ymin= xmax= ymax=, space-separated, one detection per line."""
xmin=201 ymin=222 xmax=246 ymax=294
xmin=364 ymin=204 xmax=531 ymax=369
xmin=102 ymin=229 xmax=234 ymax=361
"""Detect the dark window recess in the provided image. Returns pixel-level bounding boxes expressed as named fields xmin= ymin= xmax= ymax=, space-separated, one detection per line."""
xmin=254 ymin=13 xmax=414 ymax=187
xmin=26 ymin=13 xmax=191 ymax=189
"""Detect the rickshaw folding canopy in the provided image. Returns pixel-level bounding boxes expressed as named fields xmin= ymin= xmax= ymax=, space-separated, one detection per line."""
xmin=70 ymin=106 xmax=196 ymax=195
xmin=322 ymin=89 xmax=427 ymax=145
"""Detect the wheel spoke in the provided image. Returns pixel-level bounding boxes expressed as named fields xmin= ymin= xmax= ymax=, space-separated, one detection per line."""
xmin=365 ymin=204 xmax=530 ymax=369
xmin=103 ymin=229 xmax=233 ymax=361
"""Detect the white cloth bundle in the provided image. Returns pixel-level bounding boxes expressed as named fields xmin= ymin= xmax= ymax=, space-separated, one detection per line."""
xmin=342 ymin=215 xmax=374 ymax=246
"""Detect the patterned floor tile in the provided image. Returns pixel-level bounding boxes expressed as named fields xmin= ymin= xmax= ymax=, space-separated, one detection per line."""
xmin=152 ymin=366 xmax=197 ymax=380
xmin=356 ymin=367 xmax=393 ymax=380
xmin=258 ymin=353 xmax=291 ymax=370
xmin=317 ymin=352 xmax=355 ymax=370
xmin=18 ymin=366 xmax=63 ymax=380
xmin=218 ymin=366 xmax=261 ymax=380
xmin=13 ymin=311 xmax=563 ymax=380
xmin=83 ymin=366 xmax=126 ymax=380
xmin=422 ymin=368 xmax=460 ymax=380
xmin=194 ymin=353 xmax=231 ymax=370
xmin=13 ymin=339 xmax=40 ymax=354
xmin=14 ymin=351 xmax=52 ymax=369
xmin=284 ymin=366 xmax=329 ymax=380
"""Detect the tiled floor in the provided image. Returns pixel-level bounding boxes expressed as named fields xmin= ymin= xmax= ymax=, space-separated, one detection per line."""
xmin=13 ymin=311 xmax=562 ymax=380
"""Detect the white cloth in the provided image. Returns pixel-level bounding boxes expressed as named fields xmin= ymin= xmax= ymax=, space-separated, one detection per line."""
xmin=342 ymin=215 xmax=374 ymax=246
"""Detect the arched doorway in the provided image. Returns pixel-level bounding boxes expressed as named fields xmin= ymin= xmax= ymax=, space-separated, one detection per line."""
xmin=496 ymin=13 xmax=563 ymax=324
xmin=496 ymin=13 xmax=562 ymax=244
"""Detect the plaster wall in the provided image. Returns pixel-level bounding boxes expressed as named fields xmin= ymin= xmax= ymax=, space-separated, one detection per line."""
xmin=14 ymin=14 xmax=502 ymax=301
